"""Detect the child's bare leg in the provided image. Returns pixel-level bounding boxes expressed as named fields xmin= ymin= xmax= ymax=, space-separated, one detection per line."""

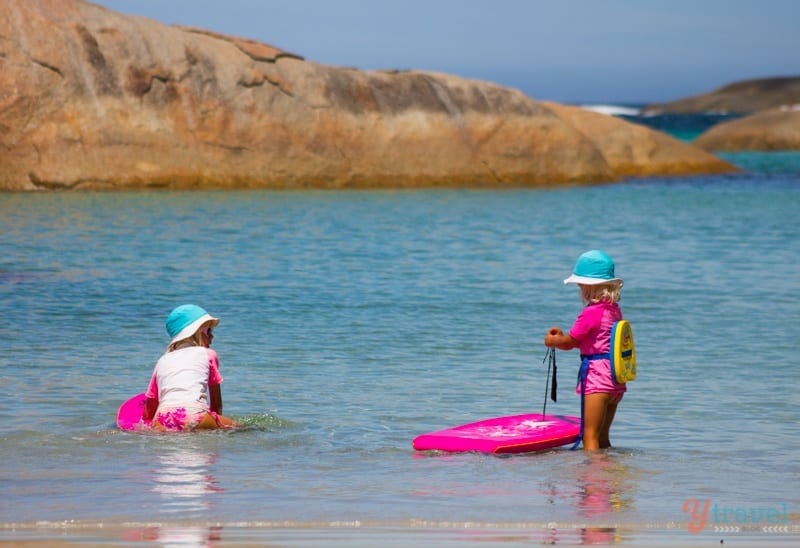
xmin=599 ymin=400 xmax=619 ymax=449
xmin=216 ymin=414 xmax=239 ymax=428
xmin=582 ymin=393 xmax=611 ymax=451
xmin=195 ymin=412 xmax=238 ymax=430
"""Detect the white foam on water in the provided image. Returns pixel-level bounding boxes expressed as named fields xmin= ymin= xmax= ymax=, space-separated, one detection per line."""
xmin=577 ymin=104 xmax=641 ymax=116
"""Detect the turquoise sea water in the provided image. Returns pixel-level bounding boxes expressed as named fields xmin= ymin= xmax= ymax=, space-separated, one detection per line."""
xmin=2 ymin=151 xmax=800 ymax=546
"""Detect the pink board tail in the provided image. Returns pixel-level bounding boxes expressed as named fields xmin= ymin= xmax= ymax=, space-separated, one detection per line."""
xmin=116 ymin=393 xmax=152 ymax=431
xmin=412 ymin=413 xmax=580 ymax=454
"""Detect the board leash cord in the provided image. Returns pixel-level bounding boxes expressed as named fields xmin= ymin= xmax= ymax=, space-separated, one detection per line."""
xmin=541 ymin=347 xmax=558 ymax=416
xmin=571 ymin=356 xmax=589 ymax=450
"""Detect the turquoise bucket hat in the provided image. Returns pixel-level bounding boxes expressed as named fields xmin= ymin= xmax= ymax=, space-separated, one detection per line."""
xmin=166 ymin=304 xmax=219 ymax=344
xmin=563 ymin=250 xmax=623 ymax=286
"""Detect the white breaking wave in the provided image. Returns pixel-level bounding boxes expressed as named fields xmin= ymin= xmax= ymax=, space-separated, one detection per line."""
xmin=578 ymin=104 xmax=641 ymax=116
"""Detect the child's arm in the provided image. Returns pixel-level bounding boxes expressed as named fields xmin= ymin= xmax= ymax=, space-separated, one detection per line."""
xmin=544 ymin=327 xmax=579 ymax=351
xmin=143 ymin=397 xmax=158 ymax=420
xmin=143 ymin=373 xmax=159 ymax=420
xmin=209 ymin=384 xmax=224 ymax=414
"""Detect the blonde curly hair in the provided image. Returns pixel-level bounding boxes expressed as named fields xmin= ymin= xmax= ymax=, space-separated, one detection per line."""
xmin=167 ymin=323 xmax=212 ymax=352
xmin=579 ymin=282 xmax=622 ymax=304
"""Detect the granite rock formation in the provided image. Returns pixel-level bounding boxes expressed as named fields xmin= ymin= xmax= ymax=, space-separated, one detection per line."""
xmin=695 ymin=106 xmax=800 ymax=151
xmin=0 ymin=0 xmax=735 ymax=191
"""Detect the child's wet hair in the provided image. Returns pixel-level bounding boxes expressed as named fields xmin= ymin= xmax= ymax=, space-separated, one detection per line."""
xmin=167 ymin=328 xmax=207 ymax=352
xmin=579 ymin=282 xmax=621 ymax=304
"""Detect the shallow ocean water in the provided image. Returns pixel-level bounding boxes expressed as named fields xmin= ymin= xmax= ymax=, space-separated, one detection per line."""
xmin=1 ymin=153 xmax=799 ymax=546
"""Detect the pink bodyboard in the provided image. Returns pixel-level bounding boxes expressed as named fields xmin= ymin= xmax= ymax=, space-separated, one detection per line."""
xmin=412 ymin=413 xmax=580 ymax=454
xmin=116 ymin=393 xmax=152 ymax=431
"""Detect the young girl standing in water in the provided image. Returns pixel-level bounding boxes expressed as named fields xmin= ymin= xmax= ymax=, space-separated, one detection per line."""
xmin=544 ymin=250 xmax=626 ymax=451
xmin=144 ymin=304 xmax=237 ymax=431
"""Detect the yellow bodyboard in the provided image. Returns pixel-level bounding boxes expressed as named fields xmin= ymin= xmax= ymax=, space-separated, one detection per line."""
xmin=610 ymin=320 xmax=636 ymax=384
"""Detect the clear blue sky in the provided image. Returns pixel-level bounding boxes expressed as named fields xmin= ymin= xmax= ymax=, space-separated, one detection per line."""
xmin=93 ymin=0 xmax=800 ymax=104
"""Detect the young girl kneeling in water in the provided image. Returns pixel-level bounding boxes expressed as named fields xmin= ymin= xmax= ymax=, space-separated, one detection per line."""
xmin=544 ymin=250 xmax=626 ymax=451
xmin=144 ymin=304 xmax=237 ymax=431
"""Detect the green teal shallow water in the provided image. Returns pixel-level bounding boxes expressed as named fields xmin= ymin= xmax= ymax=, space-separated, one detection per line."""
xmin=1 ymin=165 xmax=799 ymax=544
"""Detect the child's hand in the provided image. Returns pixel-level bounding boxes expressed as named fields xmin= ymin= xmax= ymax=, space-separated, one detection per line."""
xmin=544 ymin=327 xmax=563 ymax=347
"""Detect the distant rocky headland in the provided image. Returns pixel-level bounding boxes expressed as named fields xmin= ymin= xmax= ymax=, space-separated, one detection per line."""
xmin=1 ymin=0 xmax=735 ymax=191
xmin=643 ymin=76 xmax=800 ymax=152
xmin=643 ymin=76 xmax=800 ymax=115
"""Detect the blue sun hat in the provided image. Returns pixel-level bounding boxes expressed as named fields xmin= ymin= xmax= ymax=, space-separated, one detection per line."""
xmin=563 ymin=250 xmax=623 ymax=286
xmin=166 ymin=304 xmax=219 ymax=344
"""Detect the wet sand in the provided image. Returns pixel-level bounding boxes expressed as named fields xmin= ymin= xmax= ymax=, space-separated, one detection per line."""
xmin=3 ymin=521 xmax=799 ymax=547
